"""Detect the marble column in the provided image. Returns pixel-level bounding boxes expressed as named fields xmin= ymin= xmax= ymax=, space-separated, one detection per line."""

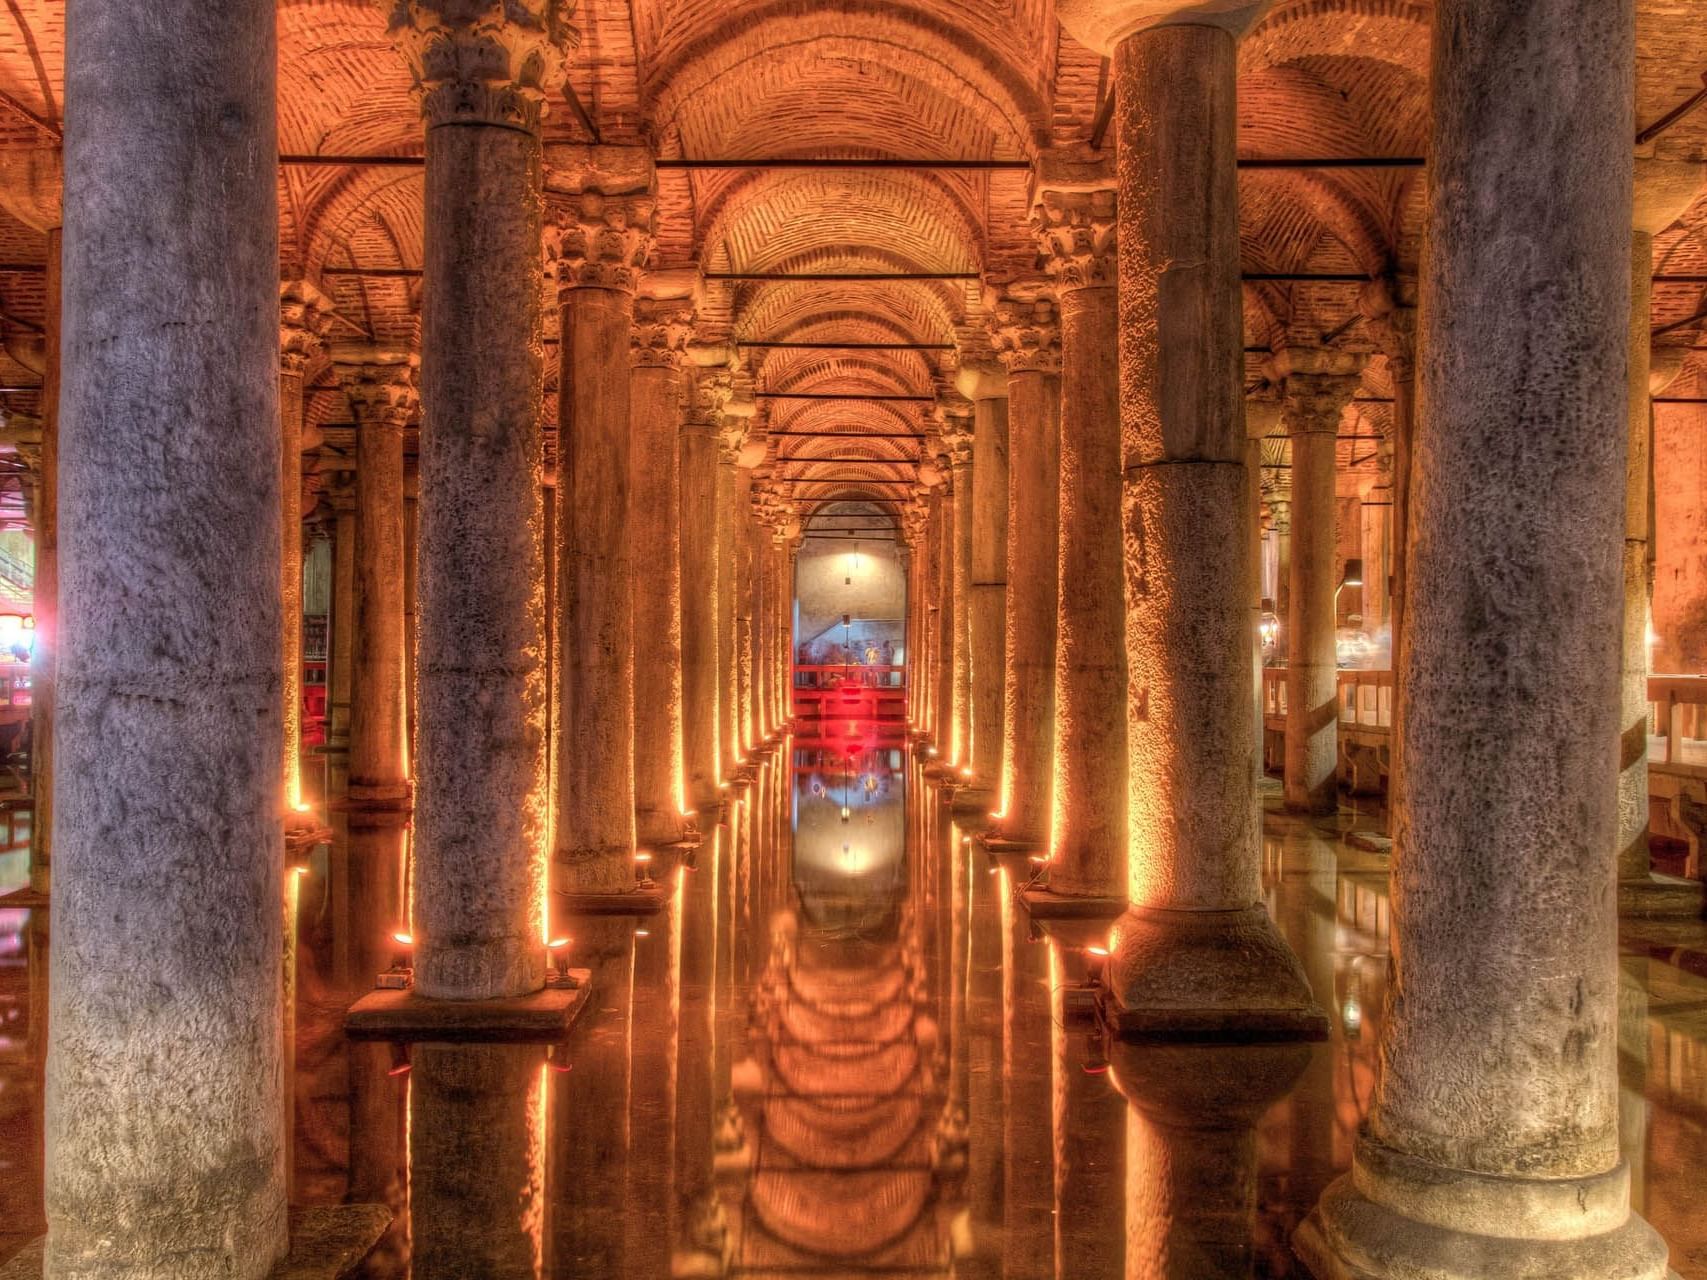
xmin=281 ymin=284 xmax=334 ymax=817
xmin=1055 ymin=5 xmax=1322 ymax=1032
xmin=749 ymin=501 xmax=771 ymax=745
xmin=1032 ymin=169 xmax=1126 ymax=899
xmin=337 ymin=351 xmax=418 ymax=813
xmin=631 ymin=299 xmax=692 ymax=846
xmin=989 ymin=294 xmax=1061 ymax=846
xmin=1277 ymin=350 xmax=1365 ymax=815
xmin=1621 ymin=160 xmax=1707 ymax=885
xmin=391 ymin=0 xmax=567 ymax=999
xmin=49 ymin=0 xmax=287 ymax=1271
xmin=1297 ymin=0 xmax=1672 ymax=1274
xmin=680 ymin=367 xmax=727 ymax=810
xmin=548 ymin=182 xmax=653 ymax=894
xmin=959 ymin=365 xmax=1009 ymax=799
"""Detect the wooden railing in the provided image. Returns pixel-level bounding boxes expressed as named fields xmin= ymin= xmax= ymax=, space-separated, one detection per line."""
xmin=1261 ymin=668 xmax=1394 ymax=735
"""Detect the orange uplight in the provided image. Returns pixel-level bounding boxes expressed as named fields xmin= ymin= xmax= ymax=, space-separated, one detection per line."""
xmin=959 ymin=766 xmax=973 ymax=778
xmin=547 ymin=936 xmax=572 ymax=950
xmin=392 ymin=931 xmax=414 ymax=947
xmin=634 ymin=852 xmax=653 ymax=864
xmin=291 ymin=864 xmax=311 ymax=878
xmin=1087 ymin=945 xmax=1109 ymax=957
xmin=388 ymin=1062 xmax=412 ymax=1078
xmin=292 ymin=801 xmax=313 ymax=814
xmin=636 ymin=929 xmax=651 ymax=938
xmin=1028 ymin=854 xmax=1049 ymax=865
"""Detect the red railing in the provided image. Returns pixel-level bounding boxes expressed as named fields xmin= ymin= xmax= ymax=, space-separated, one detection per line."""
xmin=793 ymin=664 xmax=906 ymax=721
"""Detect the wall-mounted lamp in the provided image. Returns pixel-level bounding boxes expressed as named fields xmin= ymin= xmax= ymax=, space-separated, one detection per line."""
xmin=1334 ymin=559 xmax=1364 ymax=612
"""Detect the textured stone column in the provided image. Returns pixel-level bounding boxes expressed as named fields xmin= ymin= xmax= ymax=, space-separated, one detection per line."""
xmin=281 ymin=283 xmax=334 ymax=816
xmin=714 ymin=416 xmax=753 ymax=781
xmin=631 ymin=300 xmax=692 ymax=845
xmin=48 ymin=0 xmax=288 ymax=1271
xmin=1277 ymin=350 xmax=1364 ymax=815
xmin=338 ymin=351 xmax=418 ymax=812
xmin=1621 ymin=161 xmax=1706 ymax=886
xmin=1033 ymin=169 xmax=1126 ymax=900
xmin=1297 ymin=0 xmax=1673 ymax=1274
xmin=749 ymin=500 xmax=771 ymax=745
xmin=933 ymin=481 xmax=956 ymax=755
xmin=327 ymin=479 xmax=357 ymax=768
xmin=731 ymin=467 xmax=756 ymax=759
xmin=989 ymin=295 xmax=1061 ymax=846
xmin=679 ymin=366 xmax=727 ymax=810
xmin=391 ymin=0 xmax=568 ymax=998
xmin=776 ymin=535 xmax=796 ymax=732
xmin=1058 ymin=6 xmax=1322 ymax=1033
xmin=959 ymin=364 xmax=1009 ymax=799
xmin=947 ymin=420 xmax=975 ymax=768
xmin=549 ymin=180 xmax=653 ymax=893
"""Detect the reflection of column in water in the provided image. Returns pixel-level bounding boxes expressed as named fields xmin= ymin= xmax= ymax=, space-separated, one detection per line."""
xmin=676 ymin=828 xmax=727 ymax=1272
xmin=627 ymin=878 xmax=681 ymax=1275
xmin=1002 ymin=881 xmax=1053 ymax=1279
xmin=1272 ymin=832 xmax=1339 ymax=1203
xmin=960 ymin=842 xmax=1005 ymax=1274
xmin=549 ymin=916 xmax=636 ymax=1277
xmin=1620 ymin=956 xmax=1650 ymax=1214
xmin=409 ymin=1043 xmax=547 ymax=1279
xmin=346 ymin=1040 xmax=410 ymax=1274
xmin=1051 ymin=942 xmax=1124 ymax=1280
xmin=1111 ymin=1043 xmax=1308 ymax=1280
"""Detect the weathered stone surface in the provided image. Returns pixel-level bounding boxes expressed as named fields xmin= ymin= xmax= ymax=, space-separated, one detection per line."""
xmin=49 ymin=1 xmax=288 ymax=1274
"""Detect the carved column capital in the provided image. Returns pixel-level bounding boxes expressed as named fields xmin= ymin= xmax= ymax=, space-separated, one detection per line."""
xmin=986 ymin=290 xmax=1061 ymax=374
xmin=1031 ymin=186 xmax=1117 ymax=294
xmin=335 ymin=349 xmax=421 ymax=431
xmin=545 ymin=192 xmax=655 ymax=295
xmin=386 ymin=0 xmax=576 ymax=132
xmin=1270 ymin=347 xmax=1367 ymax=437
xmin=281 ymin=281 xmax=336 ymax=378
xmin=1357 ymin=277 xmax=1418 ymax=383
xmin=631 ymin=299 xmax=694 ymax=369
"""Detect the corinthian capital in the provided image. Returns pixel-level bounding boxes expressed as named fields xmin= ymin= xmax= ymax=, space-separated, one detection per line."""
xmin=1270 ymin=347 xmax=1366 ymax=436
xmin=386 ymin=0 xmax=576 ymax=131
xmin=281 ymin=281 xmax=336 ymax=377
xmin=631 ymin=299 xmax=694 ymax=369
xmin=986 ymin=289 xmax=1061 ymax=374
xmin=545 ymin=192 xmax=655 ymax=295
xmin=1032 ymin=187 xmax=1117 ymax=294
xmin=335 ymin=349 xmax=421 ymax=431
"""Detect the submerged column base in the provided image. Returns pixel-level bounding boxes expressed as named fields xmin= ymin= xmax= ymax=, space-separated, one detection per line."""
xmin=346 ymin=978 xmax=592 ymax=1043
xmin=1102 ymin=904 xmax=1327 ymax=1041
xmin=1294 ymin=1141 xmax=1674 ymax=1280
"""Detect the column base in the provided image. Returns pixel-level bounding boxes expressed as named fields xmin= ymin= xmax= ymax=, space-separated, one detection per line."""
xmin=1294 ymin=1142 xmax=1675 ymax=1280
xmin=1019 ymin=886 xmax=1127 ymax=921
xmin=345 ymin=977 xmax=591 ymax=1043
xmin=341 ymin=780 xmax=412 ymax=809
xmin=0 ymin=1205 xmax=393 ymax=1280
xmin=947 ymin=785 xmax=997 ymax=818
xmin=559 ymin=884 xmax=670 ymax=917
xmin=975 ymin=828 xmax=1042 ymax=855
xmin=1617 ymin=873 xmax=1706 ymax=919
xmin=1103 ymin=904 xmax=1328 ymax=1041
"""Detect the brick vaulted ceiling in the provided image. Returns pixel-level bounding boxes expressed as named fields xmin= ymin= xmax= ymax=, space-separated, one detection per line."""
xmin=2 ymin=0 xmax=1707 ymax=520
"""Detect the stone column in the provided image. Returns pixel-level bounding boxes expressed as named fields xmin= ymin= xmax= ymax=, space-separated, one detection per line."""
xmin=749 ymin=498 xmax=771 ymax=745
xmin=959 ymin=364 xmax=1009 ymax=800
xmin=1297 ymin=0 xmax=1673 ymax=1273
xmin=1277 ymin=349 xmax=1365 ymax=815
xmin=1055 ymin=3 xmax=1322 ymax=1032
xmin=948 ymin=418 xmax=975 ymax=769
xmin=1032 ymin=166 xmax=1126 ymax=901
xmin=732 ymin=466 xmax=756 ymax=761
xmin=48 ymin=0 xmax=288 ymax=1270
xmin=325 ymin=474 xmax=357 ymax=773
xmin=776 ymin=531 xmax=797 ymax=730
xmin=714 ymin=418 xmax=752 ymax=781
xmin=989 ymin=294 xmax=1061 ymax=846
xmin=1621 ymin=161 xmax=1707 ymax=884
xmin=933 ymin=480 xmax=956 ymax=757
xmin=337 ymin=351 xmax=418 ymax=813
xmin=281 ymin=283 xmax=335 ymax=817
xmin=680 ymin=366 xmax=727 ymax=810
xmin=548 ymin=180 xmax=653 ymax=894
xmin=630 ymin=299 xmax=692 ymax=846
xmin=390 ymin=0 xmax=568 ymax=999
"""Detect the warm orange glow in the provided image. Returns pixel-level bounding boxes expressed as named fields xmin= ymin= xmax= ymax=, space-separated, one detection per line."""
xmin=292 ymin=801 xmax=313 ymax=814
xmin=634 ymin=852 xmax=653 ymax=865
xmin=291 ymin=864 xmax=311 ymax=878
xmin=392 ymin=930 xmax=414 ymax=947
xmin=1028 ymin=854 xmax=1049 ymax=865
xmin=1087 ymin=945 xmax=1109 ymax=957
xmin=547 ymin=936 xmax=571 ymax=950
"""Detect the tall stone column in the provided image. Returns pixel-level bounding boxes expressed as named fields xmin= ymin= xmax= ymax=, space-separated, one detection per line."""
xmin=48 ymin=0 xmax=288 ymax=1271
xmin=958 ymin=365 xmax=1009 ymax=800
xmin=337 ymin=351 xmax=418 ymax=813
xmin=1298 ymin=0 xmax=1673 ymax=1274
xmin=714 ymin=415 xmax=753 ymax=782
xmin=933 ymin=479 xmax=956 ymax=757
xmin=326 ymin=476 xmax=357 ymax=771
xmin=947 ymin=418 xmax=975 ymax=769
xmin=630 ymin=299 xmax=692 ymax=846
xmin=390 ymin=0 xmax=568 ymax=999
xmin=1277 ymin=350 xmax=1365 ymax=815
xmin=776 ymin=531 xmax=797 ymax=731
xmin=548 ymin=179 xmax=653 ymax=894
xmin=1621 ymin=160 xmax=1706 ymax=887
xmin=1055 ymin=3 xmax=1322 ymax=1031
xmin=731 ymin=467 xmax=756 ymax=761
xmin=680 ymin=366 xmax=727 ymax=810
xmin=989 ymin=294 xmax=1060 ymax=847
xmin=1032 ymin=166 xmax=1126 ymax=901
xmin=281 ymin=283 xmax=334 ymax=817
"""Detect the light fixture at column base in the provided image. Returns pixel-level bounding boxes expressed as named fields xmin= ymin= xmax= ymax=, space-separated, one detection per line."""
xmin=345 ymin=979 xmax=591 ymax=1043
xmin=1018 ymin=886 xmax=1126 ymax=921
xmin=1102 ymin=904 xmax=1328 ymax=1041
xmin=1294 ymin=1146 xmax=1675 ymax=1280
